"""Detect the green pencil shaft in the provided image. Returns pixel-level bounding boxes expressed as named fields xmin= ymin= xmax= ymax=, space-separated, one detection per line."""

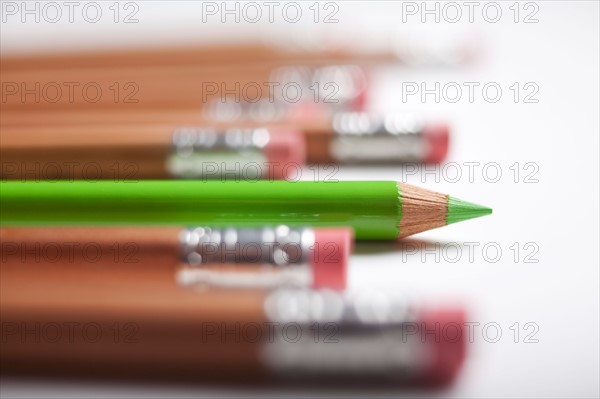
xmin=0 ymin=181 xmax=400 ymax=240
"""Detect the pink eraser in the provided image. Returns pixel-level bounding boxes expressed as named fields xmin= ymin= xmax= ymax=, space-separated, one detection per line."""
xmin=417 ymin=307 xmax=467 ymax=387
xmin=423 ymin=123 xmax=450 ymax=164
xmin=310 ymin=227 xmax=353 ymax=291
xmin=264 ymin=128 xmax=306 ymax=180
xmin=349 ymin=72 xmax=370 ymax=111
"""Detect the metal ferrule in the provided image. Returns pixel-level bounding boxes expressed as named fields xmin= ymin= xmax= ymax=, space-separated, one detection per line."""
xmin=261 ymin=289 xmax=428 ymax=380
xmin=202 ymin=64 xmax=365 ymax=123
xmin=269 ymin=64 xmax=367 ymax=108
xmin=176 ymin=267 xmax=312 ymax=290
xmin=203 ymin=99 xmax=288 ymax=123
xmin=331 ymin=112 xmax=427 ymax=163
xmin=167 ymin=128 xmax=270 ymax=178
xmin=179 ymin=226 xmax=316 ymax=266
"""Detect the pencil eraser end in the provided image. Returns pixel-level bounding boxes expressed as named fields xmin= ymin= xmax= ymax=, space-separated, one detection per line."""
xmin=418 ymin=307 xmax=467 ymax=387
xmin=423 ymin=123 xmax=450 ymax=164
xmin=311 ymin=227 xmax=353 ymax=291
xmin=265 ymin=128 xmax=306 ymax=180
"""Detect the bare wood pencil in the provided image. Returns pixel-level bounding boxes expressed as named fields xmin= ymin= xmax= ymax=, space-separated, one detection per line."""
xmin=1 ymin=265 xmax=466 ymax=386
xmin=0 ymin=225 xmax=351 ymax=290
xmin=1 ymin=63 xmax=293 ymax=110
xmin=0 ymin=124 xmax=305 ymax=180
xmin=1 ymin=42 xmax=398 ymax=72
xmin=0 ymin=111 xmax=448 ymax=170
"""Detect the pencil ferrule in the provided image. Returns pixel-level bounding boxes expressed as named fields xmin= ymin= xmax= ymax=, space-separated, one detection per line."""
xmin=261 ymin=289 xmax=424 ymax=378
xmin=179 ymin=226 xmax=315 ymax=266
xmin=203 ymin=98 xmax=287 ymax=123
xmin=262 ymin=325 xmax=423 ymax=379
xmin=331 ymin=112 xmax=427 ymax=162
xmin=270 ymin=64 xmax=366 ymax=106
xmin=167 ymin=127 xmax=271 ymax=178
xmin=176 ymin=267 xmax=312 ymax=289
xmin=263 ymin=289 xmax=415 ymax=325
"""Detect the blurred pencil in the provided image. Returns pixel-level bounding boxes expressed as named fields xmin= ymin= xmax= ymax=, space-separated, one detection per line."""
xmin=1 ymin=265 xmax=466 ymax=386
xmin=0 ymin=225 xmax=351 ymax=290
xmin=0 ymin=63 xmax=365 ymax=111
xmin=0 ymin=110 xmax=449 ymax=171
xmin=1 ymin=42 xmax=398 ymax=72
xmin=0 ymin=125 xmax=305 ymax=180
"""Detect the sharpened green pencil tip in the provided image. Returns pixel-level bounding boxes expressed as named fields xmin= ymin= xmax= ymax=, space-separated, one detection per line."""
xmin=446 ymin=197 xmax=492 ymax=225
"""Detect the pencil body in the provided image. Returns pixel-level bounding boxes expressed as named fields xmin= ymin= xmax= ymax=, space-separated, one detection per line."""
xmin=0 ymin=116 xmax=337 ymax=169
xmin=0 ymin=125 xmax=305 ymax=180
xmin=1 ymin=43 xmax=396 ymax=72
xmin=0 ymin=226 xmax=181 ymax=269
xmin=0 ymin=181 xmax=398 ymax=239
xmin=1 ymin=63 xmax=288 ymax=110
xmin=1 ymin=265 xmax=465 ymax=385
xmin=0 ymin=226 xmax=351 ymax=290
xmin=0 ymin=111 xmax=448 ymax=170
xmin=1 ymin=268 xmax=267 ymax=382
xmin=1 ymin=60 xmax=366 ymax=112
xmin=0 ymin=181 xmax=491 ymax=239
xmin=0 ymin=104 xmax=328 ymax=127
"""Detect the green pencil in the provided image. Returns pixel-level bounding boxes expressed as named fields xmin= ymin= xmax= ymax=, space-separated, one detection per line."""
xmin=0 ymin=181 xmax=491 ymax=240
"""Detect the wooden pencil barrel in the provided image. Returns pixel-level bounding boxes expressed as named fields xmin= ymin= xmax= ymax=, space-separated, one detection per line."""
xmin=0 ymin=125 xmax=173 ymax=180
xmin=0 ymin=267 xmax=268 ymax=381
xmin=0 ymin=117 xmax=336 ymax=176
xmin=1 ymin=43 xmax=395 ymax=72
xmin=1 ymin=63 xmax=279 ymax=110
xmin=0 ymin=226 xmax=181 ymax=271
xmin=1 ymin=44 xmax=285 ymax=71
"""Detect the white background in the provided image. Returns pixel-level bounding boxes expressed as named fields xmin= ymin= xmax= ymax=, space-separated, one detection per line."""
xmin=1 ymin=1 xmax=599 ymax=398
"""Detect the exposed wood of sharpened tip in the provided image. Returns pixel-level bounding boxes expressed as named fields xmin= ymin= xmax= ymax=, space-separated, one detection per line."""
xmin=398 ymin=183 xmax=448 ymax=238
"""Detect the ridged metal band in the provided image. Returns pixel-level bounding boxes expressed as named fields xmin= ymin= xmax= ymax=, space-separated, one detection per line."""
xmin=179 ymin=226 xmax=316 ymax=266
xmin=203 ymin=99 xmax=288 ymax=123
xmin=171 ymin=127 xmax=271 ymax=153
xmin=202 ymin=64 xmax=365 ymax=123
xmin=176 ymin=267 xmax=312 ymax=290
xmin=330 ymin=112 xmax=427 ymax=162
xmin=167 ymin=128 xmax=271 ymax=178
xmin=261 ymin=289 xmax=426 ymax=379
xmin=269 ymin=64 xmax=367 ymax=106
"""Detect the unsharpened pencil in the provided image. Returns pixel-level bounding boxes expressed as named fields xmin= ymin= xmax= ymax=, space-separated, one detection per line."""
xmin=0 ymin=225 xmax=351 ymax=290
xmin=0 ymin=125 xmax=305 ymax=180
xmin=0 ymin=110 xmax=449 ymax=170
xmin=1 ymin=263 xmax=466 ymax=386
xmin=1 ymin=42 xmax=398 ymax=72
xmin=0 ymin=63 xmax=365 ymax=111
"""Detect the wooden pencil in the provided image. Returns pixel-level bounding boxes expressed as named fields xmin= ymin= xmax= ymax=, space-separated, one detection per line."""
xmin=0 ymin=102 xmax=307 ymax=127
xmin=1 ymin=42 xmax=398 ymax=72
xmin=0 ymin=109 xmax=448 ymax=171
xmin=0 ymin=125 xmax=305 ymax=180
xmin=0 ymin=62 xmax=305 ymax=110
xmin=0 ymin=181 xmax=491 ymax=240
xmin=1 ymin=265 xmax=466 ymax=386
xmin=0 ymin=225 xmax=352 ymax=290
